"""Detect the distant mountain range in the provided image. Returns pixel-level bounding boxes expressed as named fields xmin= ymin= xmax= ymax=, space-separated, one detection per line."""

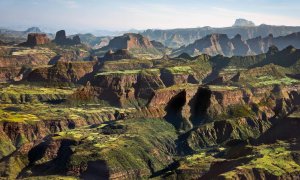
xmin=141 ymin=19 xmax=300 ymax=48
xmin=0 ymin=27 xmax=54 ymax=44
xmin=172 ymin=32 xmax=300 ymax=57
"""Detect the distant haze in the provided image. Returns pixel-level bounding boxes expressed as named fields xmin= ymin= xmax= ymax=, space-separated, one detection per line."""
xmin=1 ymin=0 xmax=300 ymax=32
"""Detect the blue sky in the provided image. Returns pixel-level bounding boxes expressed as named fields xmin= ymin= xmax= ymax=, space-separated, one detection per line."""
xmin=1 ymin=0 xmax=300 ymax=31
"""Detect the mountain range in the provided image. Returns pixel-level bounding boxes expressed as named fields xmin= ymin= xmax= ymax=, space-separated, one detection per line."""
xmin=172 ymin=32 xmax=300 ymax=57
xmin=142 ymin=19 xmax=300 ymax=48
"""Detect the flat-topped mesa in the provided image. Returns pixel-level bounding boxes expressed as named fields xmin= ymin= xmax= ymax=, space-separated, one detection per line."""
xmin=232 ymin=18 xmax=255 ymax=27
xmin=104 ymin=33 xmax=154 ymax=51
xmin=19 ymin=33 xmax=50 ymax=47
xmin=95 ymin=33 xmax=165 ymax=59
xmin=53 ymin=30 xmax=81 ymax=45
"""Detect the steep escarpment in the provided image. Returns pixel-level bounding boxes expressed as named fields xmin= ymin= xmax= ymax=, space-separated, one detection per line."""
xmin=73 ymin=62 xmax=211 ymax=107
xmin=173 ymin=32 xmax=300 ymax=57
xmin=87 ymin=69 xmax=165 ymax=107
xmin=26 ymin=61 xmax=96 ymax=84
xmin=146 ymin=82 xmax=299 ymax=133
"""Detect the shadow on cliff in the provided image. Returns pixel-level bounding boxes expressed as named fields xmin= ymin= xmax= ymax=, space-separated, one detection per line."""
xmin=80 ymin=160 xmax=110 ymax=180
xmin=189 ymin=87 xmax=212 ymax=126
xmin=164 ymin=91 xmax=191 ymax=131
xmin=19 ymin=138 xmax=77 ymax=178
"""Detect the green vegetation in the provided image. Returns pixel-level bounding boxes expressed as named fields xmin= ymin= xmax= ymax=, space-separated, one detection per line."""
xmin=228 ymin=104 xmax=256 ymax=119
xmin=11 ymin=48 xmax=56 ymax=56
xmin=221 ymin=141 xmax=300 ymax=178
xmin=0 ymin=108 xmax=39 ymax=123
xmin=1 ymin=84 xmax=75 ymax=95
xmin=0 ymin=104 xmax=136 ymax=123
xmin=23 ymin=176 xmax=78 ymax=180
xmin=208 ymin=85 xmax=238 ymax=91
xmin=165 ymin=66 xmax=194 ymax=74
xmin=157 ymin=83 xmax=198 ymax=92
xmin=179 ymin=151 xmax=220 ymax=171
xmin=53 ymin=118 xmax=177 ymax=178
xmin=96 ymin=68 xmax=159 ymax=76
xmin=251 ymin=76 xmax=299 ymax=87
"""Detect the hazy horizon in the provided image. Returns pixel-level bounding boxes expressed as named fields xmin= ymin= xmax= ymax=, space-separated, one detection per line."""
xmin=1 ymin=0 xmax=300 ymax=32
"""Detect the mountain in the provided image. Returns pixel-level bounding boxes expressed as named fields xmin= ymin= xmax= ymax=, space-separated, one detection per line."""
xmin=142 ymin=20 xmax=300 ymax=48
xmin=232 ymin=18 xmax=255 ymax=27
xmin=0 ymin=27 xmax=53 ymax=44
xmin=24 ymin=27 xmax=42 ymax=33
xmin=94 ymin=33 xmax=168 ymax=59
xmin=172 ymin=32 xmax=300 ymax=57
xmin=53 ymin=30 xmax=81 ymax=46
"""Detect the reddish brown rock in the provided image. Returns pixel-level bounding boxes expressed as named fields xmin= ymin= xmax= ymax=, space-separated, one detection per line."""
xmin=27 ymin=61 xmax=96 ymax=84
xmin=101 ymin=33 xmax=154 ymax=51
xmin=20 ymin=33 xmax=50 ymax=47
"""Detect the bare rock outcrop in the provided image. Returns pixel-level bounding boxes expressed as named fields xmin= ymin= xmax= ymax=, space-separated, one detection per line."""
xmin=19 ymin=33 xmax=50 ymax=47
xmin=53 ymin=30 xmax=81 ymax=45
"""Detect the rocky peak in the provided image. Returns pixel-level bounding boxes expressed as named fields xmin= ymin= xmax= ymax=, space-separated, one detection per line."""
xmin=232 ymin=18 xmax=255 ymax=27
xmin=55 ymin=30 xmax=67 ymax=42
xmin=233 ymin=34 xmax=242 ymax=40
xmin=124 ymin=33 xmax=153 ymax=49
xmin=230 ymin=34 xmax=250 ymax=56
xmin=267 ymin=45 xmax=279 ymax=56
xmin=25 ymin=27 xmax=42 ymax=33
xmin=268 ymin=34 xmax=274 ymax=38
xmin=54 ymin=30 xmax=81 ymax=45
xmin=19 ymin=33 xmax=50 ymax=47
xmin=72 ymin=35 xmax=81 ymax=44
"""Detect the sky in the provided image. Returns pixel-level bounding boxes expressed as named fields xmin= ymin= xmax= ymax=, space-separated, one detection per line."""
xmin=1 ymin=0 xmax=300 ymax=32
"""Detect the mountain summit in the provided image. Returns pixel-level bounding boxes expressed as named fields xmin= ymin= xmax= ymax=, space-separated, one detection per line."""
xmin=232 ymin=18 xmax=255 ymax=27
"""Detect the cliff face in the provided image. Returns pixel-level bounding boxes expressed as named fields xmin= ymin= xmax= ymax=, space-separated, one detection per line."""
xmin=95 ymin=33 xmax=166 ymax=59
xmin=0 ymin=46 xmax=57 ymax=82
xmin=103 ymin=33 xmax=154 ymax=51
xmin=74 ymin=65 xmax=210 ymax=107
xmin=87 ymin=71 xmax=166 ymax=107
xmin=27 ymin=61 xmax=96 ymax=84
xmin=173 ymin=32 xmax=300 ymax=57
xmin=19 ymin=33 xmax=50 ymax=47
xmin=146 ymin=83 xmax=298 ymax=132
